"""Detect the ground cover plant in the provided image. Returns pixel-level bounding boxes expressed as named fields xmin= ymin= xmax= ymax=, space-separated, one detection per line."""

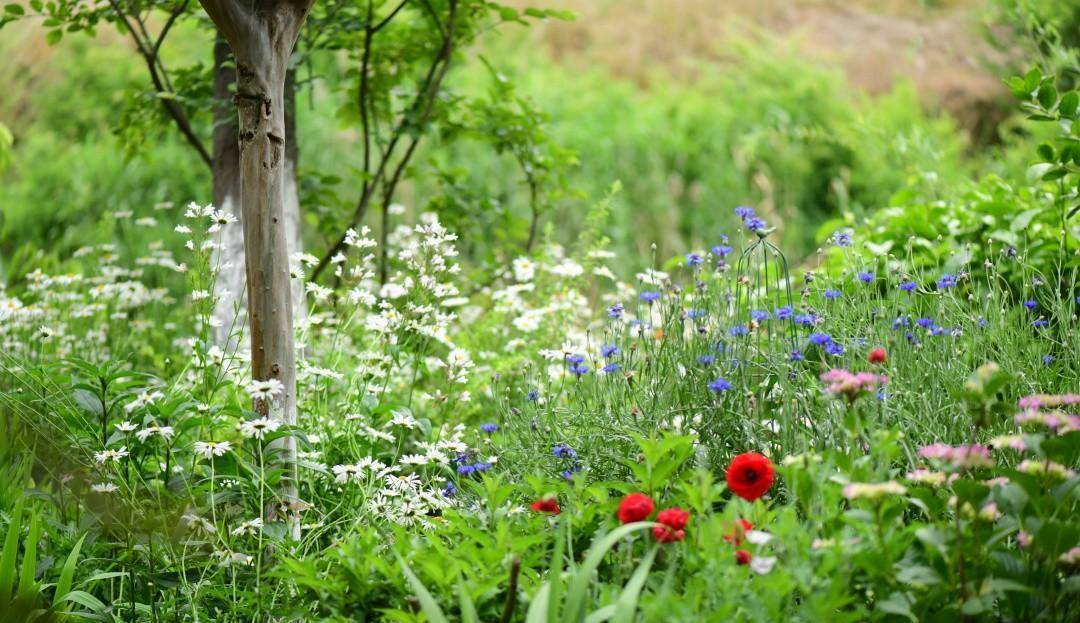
xmin=1 ymin=1 xmax=1079 ymax=622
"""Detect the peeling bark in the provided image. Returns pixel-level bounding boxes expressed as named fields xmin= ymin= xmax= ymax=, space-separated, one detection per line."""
xmin=198 ymin=0 xmax=315 ymax=539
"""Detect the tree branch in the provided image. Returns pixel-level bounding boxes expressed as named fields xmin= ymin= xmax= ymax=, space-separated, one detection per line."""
xmin=108 ymin=0 xmax=213 ymax=168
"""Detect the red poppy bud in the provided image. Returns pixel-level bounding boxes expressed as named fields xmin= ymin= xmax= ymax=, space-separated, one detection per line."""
xmin=530 ymin=497 xmax=560 ymax=514
xmin=868 ymin=347 xmax=887 ymax=364
xmin=617 ymin=493 xmax=654 ymax=524
xmin=735 ymin=549 xmax=752 ymax=565
xmin=723 ymin=518 xmax=753 ymax=545
xmin=652 ymin=525 xmax=685 ymax=543
xmin=656 ymin=507 xmax=690 ymax=531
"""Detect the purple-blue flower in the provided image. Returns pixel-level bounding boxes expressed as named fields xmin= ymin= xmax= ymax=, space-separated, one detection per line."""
xmin=750 ymin=310 xmax=771 ymax=322
xmin=789 ymin=349 xmax=805 ymax=361
xmin=480 ymin=423 xmax=499 ymax=434
xmin=734 ymin=206 xmax=756 ymax=219
xmin=697 ymin=354 xmax=716 ymax=366
xmin=686 ymin=253 xmax=703 ymax=267
xmin=899 ymin=280 xmax=917 ymax=292
xmin=553 ymin=443 xmax=576 ymax=459
xmin=775 ymin=305 xmax=793 ymax=320
xmin=824 ymin=341 xmax=845 ymax=356
xmin=857 ymin=271 xmax=874 ymax=283
xmin=601 ymin=344 xmax=620 ymax=358
xmin=824 ymin=289 xmax=842 ymax=300
xmin=602 ymin=363 xmax=620 ymax=374
xmin=936 ymin=274 xmax=957 ymax=289
xmin=833 ymin=231 xmax=852 ymax=247
xmin=744 ymin=216 xmax=766 ymax=232
xmin=608 ymin=303 xmax=624 ymax=319
xmin=809 ymin=332 xmax=832 ymax=346
xmin=640 ymin=290 xmax=661 ymax=303
xmin=708 ymin=377 xmax=733 ymax=392
xmin=569 ymin=363 xmax=589 ymax=376
xmin=1023 ymin=300 xmax=1037 ymax=311
xmin=729 ymin=325 xmax=749 ymax=337
xmin=712 ymin=244 xmax=733 ymax=257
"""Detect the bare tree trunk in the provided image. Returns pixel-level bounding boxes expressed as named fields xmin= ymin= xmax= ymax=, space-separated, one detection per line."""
xmin=198 ymin=0 xmax=314 ymax=539
xmin=212 ymin=38 xmax=306 ymax=349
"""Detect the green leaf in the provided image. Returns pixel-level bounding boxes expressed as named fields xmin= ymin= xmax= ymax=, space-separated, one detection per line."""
xmin=16 ymin=510 xmax=40 ymax=601
xmin=397 ymin=555 xmax=448 ymax=623
xmin=611 ymin=546 xmax=658 ymax=623
xmin=457 ymin=579 xmax=478 ymax=623
xmin=45 ymin=28 xmax=61 ymax=45
xmin=1037 ymin=83 xmax=1058 ymax=110
xmin=1061 ymin=91 xmax=1080 ymax=118
xmin=563 ymin=523 xmax=655 ymax=622
xmin=876 ymin=591 xmax=916 ymax=622
xmin=0 ymin=497 xmax=24 ymax=603
xmin=4 ymin=3 xmax=24 ymax=15
xmin=526 ymin=582 xmax=551 ymax=623
xmin=54 ymin=533 xmax=85 ymax=612
xmin=895 ymin=564 xmax=942 ymax=588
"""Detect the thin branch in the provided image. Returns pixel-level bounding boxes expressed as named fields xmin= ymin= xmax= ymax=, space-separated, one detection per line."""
xmin=108 ymin=0 xmax=212 ymax=168
xmin=372 ymin=0 xmax=408 ymax=33
xmin=311 ymin=0 xmax=458 ymax=283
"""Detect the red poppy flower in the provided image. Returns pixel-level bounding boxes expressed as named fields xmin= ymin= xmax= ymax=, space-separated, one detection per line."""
xmin=723 ymin=518 xmax=753 ymax=545
xmin=617 ymin=493 xmax=654 ymax=524
xmin=735 ymin=549 xmax=752 ymax=565
xmin=530 ymin=496 xmax=560 ymax=514
xmin=652 ymin=525 xmax=686 ymax=543
xmin=868 ymin=347 xmax=887 ymax=364
xmin=656 ymin=507 xmax=690 ymax=530
xmin=725 ymin=452 xmax=775 ymax=501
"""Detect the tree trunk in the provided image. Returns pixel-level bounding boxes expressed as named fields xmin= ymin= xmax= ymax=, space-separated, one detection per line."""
xmin=197 ymin=0 xmax=314 ymax=539
xmin=212 ymin=37 xmax=306 ymax=349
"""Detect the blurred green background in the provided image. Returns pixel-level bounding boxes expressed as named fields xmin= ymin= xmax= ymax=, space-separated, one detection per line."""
xmin=0 ymin=0 xmax=1073 ymax=276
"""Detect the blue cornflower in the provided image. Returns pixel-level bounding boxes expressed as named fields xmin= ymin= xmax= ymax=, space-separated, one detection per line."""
xmin=602 ymin=363 xmax=620 ymax=374
xmin=480 ymin=423 xmax=499 ymax=434
xmin=734 ymin=206 xmax=756 ymax=219
xmin=936 ymin=274 xmax=957 ymax=289
xmin=794 ymin=313 xmax=818 ymax=327
xmin=442 ymin=482 xmax=457 ymax=497
xmin=916 ymin=317 xmax=934 ymax=329
xmin=569 ymin=363 xmax=589 ymax=376
xmin=601 ymin=344 xmax=620 ymax=358
xmin=789 ymin=349 xmax=805 ymax=362
xmin=565 ymin=353 xmax=585 ymax=364
xmin=686 ymin=253 xmax=704 ymax=267
xmin=905 ymin=332 xmax=920 ymax=345
xmin=892 ymin=316 xmax=910 ymax=330
xmin=640 ymin=290 xmax=661 ymax=303
xmin=744 ymin=216 xmax=766 ymax=232
xmin=473 ymin=462 xmax=492 ymax=473
xmin=1043 ymin=354 xmax=1054 ymax=365
xmin=750 ymin=309 xmax=771 ymax=322
xmin=775 ymin=305 xmax=793 ymax=320
xmin=686 ymin=308 xmax=708 ymax=319
xmin=1033 ymin=319 xmax=1049 ymax=328
xmin=833 ymin=231 xmax=852 ymax=247
xmin=553 ymin=443 xmax=576 ymax=459
xmin=698 ymin=354 xmax=716 ymax=366
xmin=708 ymin=377 xmax=733 ymax=392
xmin=824 ymin=341 xmax=845 ymax=356
xmin=712 ymin=244 xmax=733 ymax=257
xmin=929 ymin=324 xmax=945 ymax=336
xmin=899 ymin=280 xmax=917 ymax=292
xmin=978 ymin=317 xmax=987 ymax=328
xmin=1023 ymin=300 xmax=1037 ymax=311
xmin=1076 ymin=296 xmax=1080 ymax=305
xmin=526 ymin=389 xmax=540 ymax=402
xmin=608 ymin=303 xmax=624 ymax=319
xmin=857 ymin=271 xmax=874 ymax=283
xmin=729 ymin=325 xmax=749 ymax=337
xmin=561 ymin=468 xmax=580 ymax=480
xmin=809 ymin=332 xmax=833 ymax=346
xmin=457 ymin=464 xmax=476 ymax=476
xmin=824 ymin=289 xmax=842 ymax=300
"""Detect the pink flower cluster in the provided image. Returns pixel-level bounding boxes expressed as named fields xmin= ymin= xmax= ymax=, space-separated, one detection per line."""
xmin=820 ymin=368 xmax=887 ymax=401
xmin=917 ymin=443 xmax=994 ymax=470
xmin=1017 ymin=394 xmax=1080 ymax=410
xmin=1015 ymin=394 xmax=1080 ymax=434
